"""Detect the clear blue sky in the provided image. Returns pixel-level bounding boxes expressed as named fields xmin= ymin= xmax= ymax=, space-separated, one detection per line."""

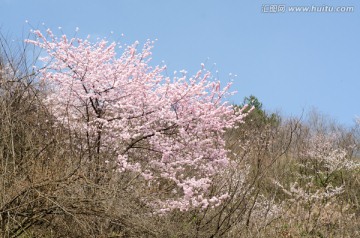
xmin=1 ymin=0 xmax=360 ymax=126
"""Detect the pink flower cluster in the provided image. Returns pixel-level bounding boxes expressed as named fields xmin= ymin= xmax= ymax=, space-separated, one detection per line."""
xmin=26 ymin=29 xmax=248 ymax=211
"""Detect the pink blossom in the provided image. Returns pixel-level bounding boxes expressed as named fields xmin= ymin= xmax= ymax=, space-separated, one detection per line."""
xmin=26 ymin=29 xmax=248 ymax=212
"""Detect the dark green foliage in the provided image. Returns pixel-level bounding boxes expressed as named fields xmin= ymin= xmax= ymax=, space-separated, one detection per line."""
xmin=235 ymin=95 xmax=280 ymax=128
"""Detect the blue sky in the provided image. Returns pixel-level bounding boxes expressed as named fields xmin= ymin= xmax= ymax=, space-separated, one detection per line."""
xmin=1 ymin=0 xmax=360 ymax=126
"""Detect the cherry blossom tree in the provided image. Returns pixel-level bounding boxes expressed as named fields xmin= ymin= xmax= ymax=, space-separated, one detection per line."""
xmin=26 ymin=29 xmax=249 ymax=212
